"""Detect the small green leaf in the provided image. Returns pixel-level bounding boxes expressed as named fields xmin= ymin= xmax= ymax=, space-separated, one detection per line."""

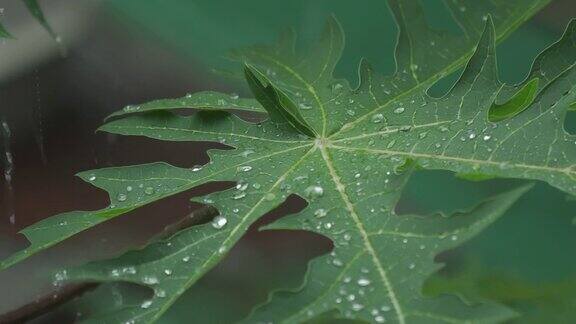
xmin=489 ymin=78 xmax=539 ymax=122
xmin=0 ymin=22 xmax=14 ymax=39
xmin=456 ymin=172 xmax=498 ymax=182
xmin=22 ymin=0 xmax=62 ymax=44
xmin=244 ymin=64 xmax=318 ymax=137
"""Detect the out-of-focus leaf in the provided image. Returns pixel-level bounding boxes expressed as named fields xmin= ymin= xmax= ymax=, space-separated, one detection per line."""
xmin=0 ymin=22 xmax=13 ymax=38
xmin=425 ymin=259 xmax=576 ymax=323
xmin=22 ymin=0 xmax=61 ymax=43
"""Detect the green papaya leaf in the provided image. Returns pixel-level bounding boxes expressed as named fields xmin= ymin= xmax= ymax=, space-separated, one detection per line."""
xmin=0 ymin=1 xmax=60 ymax=42
xmin=22 ymin=0 xmax=61 ymax=43
xmin=0 ymin=22 xmax=13 ymax=38
xmin=3 ymin=0 xmax=574 ymax=323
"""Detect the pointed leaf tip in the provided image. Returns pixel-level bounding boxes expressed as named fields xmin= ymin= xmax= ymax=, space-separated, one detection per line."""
xmin=244 ymin=64 xmax=318 ymax=138
xmin=490 ymin=78 xmax=540 ymax=122
xmin=0 ymin=22 xmax=14 ymax=39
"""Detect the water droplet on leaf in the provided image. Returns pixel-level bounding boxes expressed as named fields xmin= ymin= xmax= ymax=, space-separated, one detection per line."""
xmin=237 ymin=165 xmax=253 ymax=172
xmin=357 ymin=278 xmax=371 ymax=286
xmin=212 ymin=216 xmax=228 ymax=229
xmin=141 ymin=300 xmax=153 ymax=309
xmin=314 ymin=209 xmax=327 ymax=218
xmin=305 ymin=185 xmax=324 ymax=199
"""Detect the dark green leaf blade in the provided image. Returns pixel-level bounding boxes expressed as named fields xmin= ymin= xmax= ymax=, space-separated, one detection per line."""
xmin=22 ymin=0 xmax=61 ymax=43
xmin=107 ymin=91 xmax=265 ymax=119
xmin=0 ymin=21 xmax=13 ymax=39
xmin=489 ymin=78 xmax=539 ymax=122
xmin=333 ymin=18 xmax=576 ymax=196
xmin=244 ymin=64 xmax=317 ymax=137
xmin=244 ymin=167 xmax=531 ymax=323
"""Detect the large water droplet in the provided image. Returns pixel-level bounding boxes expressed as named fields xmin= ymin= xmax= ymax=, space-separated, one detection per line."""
xmin=305 ymin=185 xmax=324 ymax=199
xmin=142 ymin=276 xmax=159 ymax=285
xmin=141 ymin=300 xmax=153 ymax=309
xmin=235 ymin=182 xmax=248 ymax=191
xmin=237 ymin=165 xmax=253 ymax=172
xmin=357 ymin=278 xmax=371 ymax=286
xmin=371 ymin=114 xmax=385 ymax=124
xmin=393 ymin=107 xmax=405 ymax=114
xmin=233 ymin=192 xmax=246 ymax=200
xmin=352 ymin=303 xmax=364 ymax=311
xmin=264 ymin=193 xmax=276 ymax=201
xmin=314 ymin=209 xmax=327 ymax=218
xmin=212 ymin=215 xmax=228 ymax=229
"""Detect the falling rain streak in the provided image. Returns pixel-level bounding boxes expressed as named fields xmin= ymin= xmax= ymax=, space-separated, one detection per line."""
xmin=33 ymin=69 xmax=47 ymax=165
xmin=1 ymin=119 xmax=15 ymax=225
